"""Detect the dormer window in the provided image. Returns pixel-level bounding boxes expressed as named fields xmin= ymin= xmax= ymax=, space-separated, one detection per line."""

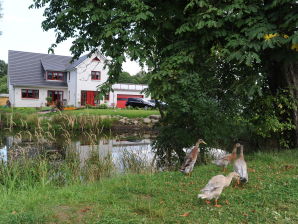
xmin=47 ymin=71 xmax=64 ymax=81
xmin=91 ymin=71 xmax=101 ymax=80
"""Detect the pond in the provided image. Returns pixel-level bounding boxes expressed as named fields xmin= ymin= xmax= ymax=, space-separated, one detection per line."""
xmin=0 ymin=131 xmax=157 ymax=171
xmin=0 ymin=130 xmax=227 ymax=189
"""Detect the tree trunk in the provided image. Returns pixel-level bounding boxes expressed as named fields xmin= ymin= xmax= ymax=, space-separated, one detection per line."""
xmin=283 ymin=61 xmax=298 ymax=147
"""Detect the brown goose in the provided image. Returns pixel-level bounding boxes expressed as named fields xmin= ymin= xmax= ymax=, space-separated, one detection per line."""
xmin=212 ymin=143 xmax=240 ymax=172
xmin=180 ymin=139 xmax=207 ymax=176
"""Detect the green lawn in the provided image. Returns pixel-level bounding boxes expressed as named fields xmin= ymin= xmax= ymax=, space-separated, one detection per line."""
xmin=63 ymin=108 xmax=160 ymax=118
xmin=0 ymin=107 xmax=160 ymax=118
xmin=0 ymin=150 xmax=297 ymax=223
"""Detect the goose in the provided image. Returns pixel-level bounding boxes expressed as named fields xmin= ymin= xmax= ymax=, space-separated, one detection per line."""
xmin=180 ymin=139 xmax=207 ymax=176
xmin=198 ymin=172 xmax=240 ymax=207
xmin=233 ymin=144 xmax=248 ymax=184
xmin=212 ymin=143 xmax=240 ymax=172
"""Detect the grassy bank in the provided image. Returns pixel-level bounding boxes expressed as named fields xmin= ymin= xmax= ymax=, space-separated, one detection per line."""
xmin=0 ymin=107 xmax=160 ymax=118
xmin=0 ymin=107 xmax=160 ymax=132
xmin=63 ymin=108 xmax=160 ymax=118
xmin=0 ymin=149 xmax=297 ymax=223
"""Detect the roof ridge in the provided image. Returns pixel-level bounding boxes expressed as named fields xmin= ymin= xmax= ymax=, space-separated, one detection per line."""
xmin=9 ymin=50 xmax=72 ymax=58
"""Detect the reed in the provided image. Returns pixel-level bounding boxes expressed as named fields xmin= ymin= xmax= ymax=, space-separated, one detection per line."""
xmin=119 ymin=149 xmax=156 ymax=174
xmin=0 ymin=129 xmax=155 ymax=193
xmin=0 ymin=112 xmax=115 ymax=133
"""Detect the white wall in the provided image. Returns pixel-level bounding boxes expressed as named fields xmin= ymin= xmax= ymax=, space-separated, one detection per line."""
xmin=8 ymin=84 xmax=15 ymax=105
xmin=68 ymin=70 xmax=77 ymax=106
xmin=75 ymin=53 xmax=109 ymax=107
xmin=12 ymin=86 xmax=68 ymax=107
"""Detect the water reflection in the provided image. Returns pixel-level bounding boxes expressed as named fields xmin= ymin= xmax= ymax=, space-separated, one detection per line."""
xmin=0 ymin=133 xmax=155 ymax=172
xmin=0 ymin=132 xmax=227 ymax=172
xmin=70 ymin=138 xmax=154 ymax=171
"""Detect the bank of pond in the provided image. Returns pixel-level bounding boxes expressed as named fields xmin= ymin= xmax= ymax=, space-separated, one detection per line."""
xmin=0 ymin=130 xmax=297 ymax=223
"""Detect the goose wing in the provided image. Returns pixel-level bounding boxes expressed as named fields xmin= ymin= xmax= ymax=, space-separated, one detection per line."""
xmin=234 ymin=159 xmax=248 ymax=181
xmin=201 ymin=175 xmax=225 ymax=193
xmin=180 ymin=154 xmax=194 ymax=170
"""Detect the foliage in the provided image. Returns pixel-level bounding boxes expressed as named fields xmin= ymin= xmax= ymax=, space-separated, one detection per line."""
xmin=0 ymin=60 xmax=7 ymax=77
xmin=118 ymin=71 xmax=149 ymax=84
xmin=0 ymin=75 xmax=8 ymax=93
xmin=118 ymin=72 xmax=133 ymax=83
xmin=0 ymin=149 xmax=297 ymax=223
xmin=30 ymin=0 xmax=298 ymax=149
xmin=45 ymin=96 xmax=52 ymax=103
xmin=0 ymin=60 xmax=8 ymax=93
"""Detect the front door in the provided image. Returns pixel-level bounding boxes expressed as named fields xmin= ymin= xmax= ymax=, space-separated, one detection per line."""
xmin=81 ymin=91 xmax=98 ymax=106
xmin=48 ymin=90 xmax=63 ymax=104
xmin=86 ymin=91 xmax=95 ymax=106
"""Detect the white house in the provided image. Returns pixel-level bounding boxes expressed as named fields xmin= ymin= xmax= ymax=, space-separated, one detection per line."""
xmin=8 ymin=50 xmax=150 ymax=108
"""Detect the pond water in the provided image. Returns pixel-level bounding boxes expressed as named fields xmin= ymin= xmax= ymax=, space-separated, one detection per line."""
xmin=0 ymin=130 xmax=228 ymax=176
xmin=0 ymin=131 xmax=157 ymax=172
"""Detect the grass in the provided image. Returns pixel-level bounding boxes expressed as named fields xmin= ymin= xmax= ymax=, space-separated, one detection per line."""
xmin=0 ymin=107 xmax=160 ymax=118
xmin=63 ymin=108 xmax=160 ymax=118
xmin=0 ymin=107 xmax=160 ymax=132
xmin=0 ymin=149 xmax=297 ymax=223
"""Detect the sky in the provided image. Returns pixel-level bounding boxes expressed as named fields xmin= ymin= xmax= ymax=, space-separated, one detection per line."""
xmin=0 ymin=0 xmax=141 ymax=75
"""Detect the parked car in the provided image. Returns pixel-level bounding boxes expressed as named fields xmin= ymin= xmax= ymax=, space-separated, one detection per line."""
xmin=148 ymin=99 xmax=167 ymax=108
xmin=125 ymin=98 xmax=155 ymax=108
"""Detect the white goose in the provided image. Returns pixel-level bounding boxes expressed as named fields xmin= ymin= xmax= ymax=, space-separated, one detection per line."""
xmin=233 ymin=144 xmax=248 ymax=184
xmin=198 ymin=172 xmax=240 ymax=207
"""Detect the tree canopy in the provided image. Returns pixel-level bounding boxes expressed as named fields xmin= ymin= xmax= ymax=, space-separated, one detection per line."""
xmin=118 ymin=71 xmax=149 ymax=84
xmin=31 ymin=0 xmax=298 ymax=151
xmin=0 ymin=60 xmax=8 ymax=93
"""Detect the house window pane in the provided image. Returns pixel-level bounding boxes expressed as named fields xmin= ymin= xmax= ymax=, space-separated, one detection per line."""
xmin=58 ymin=73 xmax=63 ymax=80
xmin=47 ymin=71 xmax=64 ymax=81
xmin=91 ymin=71 xmax=101 ymax=80
xmin=21 ymin=89 xmax=39 ymax=99
xmin=21 ymin=89 xmax=27 ymax=98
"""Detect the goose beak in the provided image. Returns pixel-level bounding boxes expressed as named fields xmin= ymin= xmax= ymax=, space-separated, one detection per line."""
xmin=202 ymin=141 xmax=207 ymax=145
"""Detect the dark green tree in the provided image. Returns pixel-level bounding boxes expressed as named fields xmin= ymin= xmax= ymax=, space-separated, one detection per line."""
xmin=134 ymin=71 xmax=149 ymax=84
xmin=31 ymin=0 xmax=298 ymax=150
xmin=0 ymin=60 xmax=7 ymax=77
xmin=118 ymin=72 xmax=134 ymax=83
xmin=0 ymin=60 xmax=8 ymax=93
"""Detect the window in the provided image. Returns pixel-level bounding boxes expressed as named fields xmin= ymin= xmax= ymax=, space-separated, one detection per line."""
xmin=105 ymin=94 xmax=109 ymax=101
xmin=91 ymin=71 xmax=101 ymax=80
xmin=47 ymin=71 xmax=64 ymax=81
xmin=48 ymin=90 xmax=63 ymax=102
xmin=22 ymin=89 xmax=39 ymax=99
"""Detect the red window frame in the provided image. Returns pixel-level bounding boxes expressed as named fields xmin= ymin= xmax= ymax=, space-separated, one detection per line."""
xmin=21 ymin=89 xmax=39 ymax=99
xmin=91 ymin=71 xmax=101 ymax=80
xmin=105 ymin=94 xmax=109 ymax=101
xmin=47 ymin=71 xmax=64 ymax=81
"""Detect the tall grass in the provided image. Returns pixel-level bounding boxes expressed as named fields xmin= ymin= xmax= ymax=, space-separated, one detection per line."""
xmin=0 ymin=112 xmax=116 ymax=132
xmin=119 ymin=149 xmax=156 ymax=174
xmin=0 ymin=130 xmax=156 ymax=193
xmin=0 ymin=148 xmax=115 ymax=192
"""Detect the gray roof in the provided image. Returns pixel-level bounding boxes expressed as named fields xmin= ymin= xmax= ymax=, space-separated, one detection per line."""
xmin=8 ymin=50 xmax=89 ymax=87
xmin=65 ymin=54 xmax=89 ymax=70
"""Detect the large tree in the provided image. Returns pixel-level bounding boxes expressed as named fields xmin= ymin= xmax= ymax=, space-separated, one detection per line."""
xmin=0 ymin=60 xmax=8 ymax=93
xmin=31 ymin=0 xmax=298 ymax=149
